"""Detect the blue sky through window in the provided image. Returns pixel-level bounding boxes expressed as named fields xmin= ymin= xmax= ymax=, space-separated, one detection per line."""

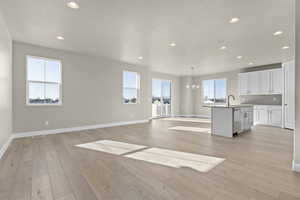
xmin=123 ymin=71 xmax=139 ymax=102
xmin=203 ymin=79 xmax=226 ymax=104
xmin=152 ymin=79 xmax=162 ymax=98
xmin=27 ymin=56 xmax=61 ymax=104
xmin=152 ymin=79 xmax=171 ymax=105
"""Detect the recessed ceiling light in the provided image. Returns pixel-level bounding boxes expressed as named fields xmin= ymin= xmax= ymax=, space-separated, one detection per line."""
xmin=219 ymin=46 xmax=227 ymax=50
xmin=282 ymin=46 xmax=290 ymax=50
xmin=169 ymin=42 xmax=176 ymax=47
xmin=273 ymin=30 xmax=283 ymax=36
xmin=138 ymin=56 xmax=143 ymax=60
xmin=237 ymin=56 xmax=243 ymax=59
xmin=57 ymin=36 xmax=64 ymax=40
xmin=67 ymin=1 xmax=80 ymax=9
xmin=229 ymin=17 xmax=240 ymax=24
xmin=248 ymin=62 xmax=254 ymax=65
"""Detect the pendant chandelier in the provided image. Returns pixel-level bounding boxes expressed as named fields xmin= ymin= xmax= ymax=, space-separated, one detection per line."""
xmin=186 ymin=67 xmax=200 ymax=89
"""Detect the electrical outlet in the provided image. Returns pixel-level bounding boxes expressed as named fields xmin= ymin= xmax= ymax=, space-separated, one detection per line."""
xmin=45 ymin=121 xmax=49 ymax=126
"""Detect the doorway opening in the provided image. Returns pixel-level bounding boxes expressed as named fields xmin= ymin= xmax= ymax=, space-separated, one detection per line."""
xmin=152 ymin=79 xmax=171 ymax=118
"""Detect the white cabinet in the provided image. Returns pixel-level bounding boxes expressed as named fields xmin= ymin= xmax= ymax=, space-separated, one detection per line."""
xmin=254 ymin=108 xmax=268 ymax=125
xmin=259 ymin=70 xmax=270 ymax=94
xmin=238 ymin=73 xmax=248 ymax=95
xmin=234 ymin=107 xmax=253 ymax=132
xmin=269 ymin=107 xmax=282 ymax=127
xmin=248 ymin=72 xmax=260 ymax=94
xmin=270 ymin=68 xmax=283 ymax=94
xmin=238 ymin=68 xmax=282 ymax=95
xmin=253 ymin=105 xmax=282 ymax=127
xmin=212 ymin=106 xmax=253 ymax=138
xmin=283 ymin=61 xmax=295 ymax=129
xmin=253 ymin=109 xmax=259 ymax=123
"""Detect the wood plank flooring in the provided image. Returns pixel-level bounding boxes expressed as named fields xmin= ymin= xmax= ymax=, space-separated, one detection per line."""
xmin=0 ymin=119 xmax=300 ymax=200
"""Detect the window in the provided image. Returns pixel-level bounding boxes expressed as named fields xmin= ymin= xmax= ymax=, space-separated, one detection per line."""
xmin=123 ymin=71 xmax=140 ymax=104
xmin=26 ymin=56 xmax=62 ymax=105
xmin=202 ymin=79 xmax=227 ymax=104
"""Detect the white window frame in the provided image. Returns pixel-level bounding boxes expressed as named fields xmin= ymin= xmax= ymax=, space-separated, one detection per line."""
xmin=202 ymin=78 xmax=227 ymax=105
xmin=151 ymin=78 xmax=172 ymax=118
xmin=122 ymin=70 xmax=140 ymax=104
xmin=26 ymin=55 xmax=62 ymax=106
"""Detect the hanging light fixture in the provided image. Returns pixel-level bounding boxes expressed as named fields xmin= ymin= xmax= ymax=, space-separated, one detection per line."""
xmin=186 ymin=67 xmax=200 ymax=89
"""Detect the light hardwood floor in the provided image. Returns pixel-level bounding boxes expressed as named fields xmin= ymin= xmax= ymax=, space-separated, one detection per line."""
xmin=0 ymin=119 xmax=299 ymax=200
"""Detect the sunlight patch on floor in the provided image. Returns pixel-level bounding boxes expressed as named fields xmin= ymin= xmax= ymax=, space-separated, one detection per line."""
xmin=126 ymin=148 xmax=225 ymax=172
xmin=161 ymin=117 xmax=211 ymax=123
xmin=76 ymin=140 xmax=225 ymax=172
xmin=169 ymin=126 xmax=211 ymax=133
xmin=76 ymin=140 xmax=146 ymax=155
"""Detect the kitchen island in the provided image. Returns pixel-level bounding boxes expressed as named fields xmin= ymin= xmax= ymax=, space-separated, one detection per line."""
xmin=205 ymin=105 xmax=254 ymax=137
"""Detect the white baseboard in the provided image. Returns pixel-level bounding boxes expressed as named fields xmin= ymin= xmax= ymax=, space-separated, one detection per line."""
xmin=0 ymin=136 xmax=13 ymax=160
xmin=12 ymin=119 xmax=149 ymax=139
xmin=293 ymin=161 xmax=300 ymax=172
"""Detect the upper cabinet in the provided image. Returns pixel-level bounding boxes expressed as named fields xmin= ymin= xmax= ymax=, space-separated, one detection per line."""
xmin=270 ymin=68 xmax=282 ymax=94
xmin=259 ymin=70 xmax=270 ymax=94
xmin=248 ymin=71 xmax=260 ymax=94
xmin=238 ymin=68 xmax=283 ymax=95
xmin=238 ymin=73 xmax=248 ymax=95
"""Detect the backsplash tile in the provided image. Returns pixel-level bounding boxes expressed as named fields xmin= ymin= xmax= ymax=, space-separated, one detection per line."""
xmin=240 ymin=94 xmax=282 ymax=105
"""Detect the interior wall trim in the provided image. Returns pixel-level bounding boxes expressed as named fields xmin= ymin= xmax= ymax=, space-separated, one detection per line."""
xmin=12 ymin=119 xmax=149 ymax=139
xmin=0 ymin=136 xmax=13 ymax=160
xmin=293 ymin=161 xmax=300 ymax=172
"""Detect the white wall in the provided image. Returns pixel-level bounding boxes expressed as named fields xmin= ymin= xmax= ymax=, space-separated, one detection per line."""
xmin=12 ymin=42 xmax=181 ymax=133
xmin=179 ymin=76 xmax=195 ymax=116
xmin=0 ymin=14 xmax=12 ymax=151
xmin=13 ymin=42 xmax=151 ymax=133
xmin=294 ymin=0 xmax=300 ymax=170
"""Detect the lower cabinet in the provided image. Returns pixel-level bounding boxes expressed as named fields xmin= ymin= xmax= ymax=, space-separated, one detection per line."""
xmin=254 ymin=109 xmax=268 ymax=124
xmin=234 ymin=107 xmax=253 ymax=133
xmin=254 ymin=105 xmax=282 ymax=127
xmin=241 ymin=107 xmax=253 ymax=131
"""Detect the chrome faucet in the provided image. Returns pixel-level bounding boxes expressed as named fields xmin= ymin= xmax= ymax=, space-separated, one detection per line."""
xmin=227 ymin=95 xmax=235 ymax=107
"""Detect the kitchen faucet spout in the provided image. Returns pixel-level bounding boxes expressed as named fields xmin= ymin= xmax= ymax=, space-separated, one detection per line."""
xmin=227 ymin=95 xmax=235 ymax=107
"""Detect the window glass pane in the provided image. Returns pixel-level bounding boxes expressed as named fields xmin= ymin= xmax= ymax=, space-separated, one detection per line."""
xmin=123 ymin=71 xmax=140 ymax=104
xmin=123 ymin=88 xmax=137 ymax=104
xmin=45 ymin=60 xmax=61 ymax=83
xmin=162 ymin=81 xmax=171 ymax=104
xmin=152 ymin=79 xmax=162 ymax=104
xmin=203 ymin=80 xmax=214 ymax=104
xmin=123 ymin=71 xmax=138 ymax=88
xmin=27 ymin=57 xmax=45 ymax=81
xmin=45 ymin=83 xmax=60 ymax=104
xmin=28 ymin=82 xmax=45 ymax=104
xmin=215 ymin=79 xmax=227 ymax=103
